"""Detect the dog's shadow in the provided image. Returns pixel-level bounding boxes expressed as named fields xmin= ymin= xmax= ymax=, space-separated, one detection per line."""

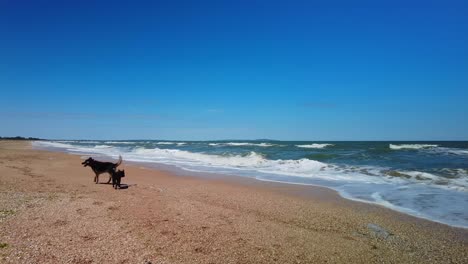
xmin=118 ymin=184 xmax=129 ymax=189
xmin=98 ymin=183 xmax=136 ymax=190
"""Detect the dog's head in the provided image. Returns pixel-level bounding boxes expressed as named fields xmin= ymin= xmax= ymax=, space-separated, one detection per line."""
xmin=81 ymin=157 xmax=94 ymax=167
xmin=116 ymin=169 xmax=125 ymax=177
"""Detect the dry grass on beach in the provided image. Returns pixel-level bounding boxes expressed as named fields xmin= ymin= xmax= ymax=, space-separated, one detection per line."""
xmin=0 ymin=141 xmax=467 ymax=263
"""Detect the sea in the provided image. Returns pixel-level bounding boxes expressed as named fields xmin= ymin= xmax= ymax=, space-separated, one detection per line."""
xmin=33 ymin=140 xmax=468 ymax=228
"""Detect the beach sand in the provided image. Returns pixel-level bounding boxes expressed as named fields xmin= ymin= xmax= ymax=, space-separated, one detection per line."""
xmin=0 ymin=141 xmax=467 ymax=263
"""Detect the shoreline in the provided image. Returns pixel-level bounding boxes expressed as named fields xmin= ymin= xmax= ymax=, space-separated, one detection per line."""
xmin=1 ymin=141 xmax=467 ymax=263
xmin=34 ymin=140 xmax=468 ymax=230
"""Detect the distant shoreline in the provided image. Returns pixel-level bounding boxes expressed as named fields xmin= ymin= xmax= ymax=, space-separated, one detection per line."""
xmin=0 ymin=136 xmax=43 ymax=141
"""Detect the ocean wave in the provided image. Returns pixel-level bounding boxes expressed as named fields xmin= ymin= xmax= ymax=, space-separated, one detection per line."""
xmin=153 ymin=142 xmax=187 ymax=146
xmin=438 ymin=148 xmax=468 ymax=156
xmin=389 ymin=144 xmax=438 ymax=150
xmin=94 ymin=145 xmax=113 ymax=149
xmin=390 ymin=144 xmax=468 ymax=156
xmin=131 ymin=147 xmax=309 ymax=172
xmin=209 ymin=142 xmax=274 ymax=147
xmin=296 ymin=144 xmax=334 ymax=149
xmin=126 ymin=147 xmax=389 ymax=183
xmin=438 ymin=168 xmax=468 ymax=178
xmin=132 ymin=148 xmax=269 ymax=167
xmin=33 ymin=141 xmax=74 ymax=149
xmin=32 ymin=141 xmax=123 ymax=157
xmin=56 ymin=140 xmax=104 ymax=144
xmin=384 ymin=170 xmax=468 ymax=191
xmin=104 ymin=141 xmax=136 ymax=144
xmin=450 ymin=150 xmax=468 ymax=155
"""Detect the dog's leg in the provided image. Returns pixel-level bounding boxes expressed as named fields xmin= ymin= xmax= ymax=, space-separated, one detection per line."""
xmin=107 ymin=172 xmax=112 ymax=184
xmin=112 ymin=174 xmax=116 ymax=189
xmin=95 ymin=173 xmax=99 ymax=184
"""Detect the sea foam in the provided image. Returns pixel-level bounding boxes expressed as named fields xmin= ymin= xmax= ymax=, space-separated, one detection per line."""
xmin=389 ymin=144 xmax=438 ymax=150
xmin=296 ymin=144 xmax=333 ymax=149
xmin=209 ymin=142 xmax=274 ymax=147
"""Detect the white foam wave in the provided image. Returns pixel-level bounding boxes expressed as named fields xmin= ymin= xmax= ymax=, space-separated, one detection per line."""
xmin=439 ymin=168 xmax=468 ymax=178
xmin=33 ymin=141 xmax=74 ymax=149
xmin=32 ymin=141 xmax=123 ymax=158
xmin=296 ymin=144 xmax=334 ymax=149
xmin=56 ymin=140 xmax=104 ymax=144
xmin=389 ymin=144 xmax=438 ymax=150
xmin=156 ymin=142 xmax=176 ymax=145
xmin=209 ymin=142 xmax=274 ymax=147
xmin=125 ymin=147 xmax=387 ymax=183
xmin=94 ymin=145 xmax=113 ymax=149
xmin=390 ymin=144 xmax=468 ymax=156
xmin=132 ymin=148 xmax=268 ymax=167
xmin=104 ymin=141 xmax=136 ymax=144
xmin=440 ymin=148 xmax=468 ymax=156
xmin=387 ymin=170 xmax=468 ymax=191
xmin=404 ymin=171 xmax=440 ymax=181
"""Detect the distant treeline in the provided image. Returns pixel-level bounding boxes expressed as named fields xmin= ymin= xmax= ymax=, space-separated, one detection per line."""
xmin=0 ymin=136 xmax=43 ymax=141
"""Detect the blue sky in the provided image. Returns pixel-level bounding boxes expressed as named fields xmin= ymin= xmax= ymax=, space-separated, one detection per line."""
xmin=1 ymin=1 xmax=467 ymax=140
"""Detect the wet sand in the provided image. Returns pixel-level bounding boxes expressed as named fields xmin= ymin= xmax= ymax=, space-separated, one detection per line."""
xmin=0 ymin=141 xmax=467 ymax=263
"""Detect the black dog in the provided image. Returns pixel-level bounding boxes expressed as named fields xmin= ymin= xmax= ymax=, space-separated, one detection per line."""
xmin=112 ymin=169 xmax=125 ymax=189
xmin=82 ymin=156 xmax=122 ymax=184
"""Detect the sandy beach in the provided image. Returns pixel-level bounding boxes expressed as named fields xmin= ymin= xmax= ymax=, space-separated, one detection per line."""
xmin=0 ymin=141 xmax=467 ymax=263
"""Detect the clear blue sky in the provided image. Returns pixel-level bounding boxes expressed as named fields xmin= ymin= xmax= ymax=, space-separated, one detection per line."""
xmin=1 ymin=1 xmax=467 ymax=140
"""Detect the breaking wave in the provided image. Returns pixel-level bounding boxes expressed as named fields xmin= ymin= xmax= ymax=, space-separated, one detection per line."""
xmin=389 ymin=144 xmax=438 ymax=150
xmin=390 ymin=144 xmax=468 ymax=156
xmin=129 ymin=148 xmax=331 ymax=177
xmin=155 ymin=142 xmax=176 ymax=145
xmin=296 ymin=144 xmax=334 ymax=149
xmin=209 ymin=142 xmax=274 ymax=147
xmin=104 ymin=141 xmax=136 ymax=144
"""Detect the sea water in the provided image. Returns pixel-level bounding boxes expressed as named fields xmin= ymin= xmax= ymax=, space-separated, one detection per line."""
xmin=33 ymin=140 xmax=468 ymax=228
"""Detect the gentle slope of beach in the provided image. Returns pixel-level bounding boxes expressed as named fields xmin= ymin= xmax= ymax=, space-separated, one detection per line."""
xmin=0 ymin=141 xmax=467 ymax=263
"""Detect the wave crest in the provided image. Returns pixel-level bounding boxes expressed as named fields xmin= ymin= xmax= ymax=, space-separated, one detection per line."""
xmin=389 ymin=144 xmax=438 ymax=150
xmin=130 ymin=147 xmax=330 ymax=175
xmin=296 ymin=144 xmax=333 ymax=149
xmin=209 ymin=142 xmax=274 ymax=147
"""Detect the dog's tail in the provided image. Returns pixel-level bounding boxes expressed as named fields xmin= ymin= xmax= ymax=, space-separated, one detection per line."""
xmin=115 ymin=155 xmax=122 ymax=168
